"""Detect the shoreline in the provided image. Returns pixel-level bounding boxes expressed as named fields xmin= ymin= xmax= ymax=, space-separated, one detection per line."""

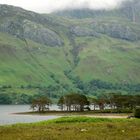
xmin=14 ymin=111 xmax=132 ymax=118
xmin=1 ymin=116 xmax=140 ymax=140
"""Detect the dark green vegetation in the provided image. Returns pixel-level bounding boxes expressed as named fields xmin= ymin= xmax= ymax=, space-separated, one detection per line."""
xmin=134 ymin=107 xmax=140 ymax=118
xmin=58 ymin=93 xmax=89 ymax=111
xmin=0 ymin=0 xmax=140 ymax=103
xmin=31 ymin=97 xmax=52 ymax=112
xmin=0 ymin=117 xmax=140 ymax=140
xmin=57 ymin=94 xmax=140 ymax=112
xmin=28 ymin=93 xmax=140 ymax=115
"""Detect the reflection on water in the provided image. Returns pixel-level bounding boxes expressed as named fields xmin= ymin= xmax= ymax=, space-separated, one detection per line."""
xmin=0 ymin=105 xmax=60 ymax=125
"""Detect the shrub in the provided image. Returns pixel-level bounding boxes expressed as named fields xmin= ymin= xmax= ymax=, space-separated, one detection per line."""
xmin=134 ymin=107 xmax=140 ymax=118
xmin=0 ymin=93 xmax=12 ymax=104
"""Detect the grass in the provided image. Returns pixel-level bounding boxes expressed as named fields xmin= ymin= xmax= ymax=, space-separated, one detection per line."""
xmin=0 ymin=11 xmax=140 ymax=100
xmin=0 ymin=32 xmax=73 ymax=87
xmin=0 ymin=117 xmax=140 ymax=140
xmin=0 ymin=30 xmax=140 ymax=102
xmin=0 ymin=25 xmax=140 ymax=87
xmin=17 ymin=110 xmax=132 ymax=117
xmin=74 ymin=35 xmax=140 ymax=83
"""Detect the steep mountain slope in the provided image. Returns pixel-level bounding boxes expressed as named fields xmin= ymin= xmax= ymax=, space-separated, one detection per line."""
xmin=0 ymin=2 xmax=140 ymax=101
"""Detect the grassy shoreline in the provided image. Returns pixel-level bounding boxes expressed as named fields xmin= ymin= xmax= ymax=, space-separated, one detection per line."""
xmin=15 ymin=110 xmax=132 ymax=118
xmin=0 ymin=117 xmax=140 ymax=140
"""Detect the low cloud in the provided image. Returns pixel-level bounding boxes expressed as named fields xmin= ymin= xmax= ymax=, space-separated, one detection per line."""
xmin=0 ymin=0 xmax=130 ymax=13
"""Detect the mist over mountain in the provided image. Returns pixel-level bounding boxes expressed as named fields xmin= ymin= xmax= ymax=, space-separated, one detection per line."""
xmin=0 ymin=0 xmax=135 ymax=13
xmin=0 ymin=0 xmax=140 ymax=102
xmin=55 ymin=0 xmax=140 ymax=22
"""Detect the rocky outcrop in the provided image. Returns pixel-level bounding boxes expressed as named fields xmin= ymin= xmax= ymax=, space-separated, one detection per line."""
xmin=92 ymin=22 xmax=140 ymax=41
xmin=0 ymin=19 xmax=63 ymax=47
xmin=70 ymin=26 xmax=100 ymax=37
xmin=23 ymin=20 xmax=63 ymax=46
xmin=0 ymin=5 xmax=63 ymax=47
xmin=70 ymin=23 xmax=140 ymax=42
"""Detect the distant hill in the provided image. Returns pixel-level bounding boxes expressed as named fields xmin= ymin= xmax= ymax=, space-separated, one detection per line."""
xmin=0 ymin=1 xmax=140 ymax=103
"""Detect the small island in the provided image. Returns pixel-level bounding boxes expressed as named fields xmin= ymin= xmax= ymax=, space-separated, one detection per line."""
xmin=16 ymin=93 xmax=140 ymax=119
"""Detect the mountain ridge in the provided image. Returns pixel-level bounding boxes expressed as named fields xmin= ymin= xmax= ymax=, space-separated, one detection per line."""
xmin=0 ymin=2 xmax=140 ymax=101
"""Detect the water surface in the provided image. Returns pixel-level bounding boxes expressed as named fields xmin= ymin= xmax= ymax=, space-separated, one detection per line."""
xmin=0 ymin=105 xmax=60 ymax=125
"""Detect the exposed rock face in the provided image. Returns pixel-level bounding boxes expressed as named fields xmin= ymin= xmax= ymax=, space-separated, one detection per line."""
xmin=23 ymin=20 xmax=63 ymax=46
xmin=70 ymin=26 xmax=100 ymax=37
xmin=1 ymin=3 xmax=140 ymax=46
xmin=0 ymin=5 xmax=63 ymax=47
xmin=0 ymin=19 xmax=63 ymax=46
xmin=70 ymin=23 xmax=140 ymax=42
xmin=92 ymin=22 xmax=140 ymax=41
xmin=0 ymin=18 xmax=24 ymax=38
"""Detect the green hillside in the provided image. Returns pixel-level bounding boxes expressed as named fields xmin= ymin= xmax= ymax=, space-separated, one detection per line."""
xmin=0 ymin=1 xmax=140 ymax=103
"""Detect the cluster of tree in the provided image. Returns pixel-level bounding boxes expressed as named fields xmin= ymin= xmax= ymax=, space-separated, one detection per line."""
xmin=58 ymin=94 xmax=89 ymax=111
xmin=0 ymin=93 xmax=12 ymax=104
xmin=31 ymin=97 xmax=52 ymax=112
xmin=1 ymin=81 xmax=140 ymax=107
xmin=90 ymin=80 xmax=140 ymax=91
xmin=134 ymin=107 xmax=140 ymax=118
xmin=1 ymin=78 xmax=140 ymax=105
xmin=21 ymin=80 xmax=140 ymax=97
xmin=0 ymin=84 xmax=68 ymax=104
xmin=30 ymin=93 xmax=140 ymax=113
xmin=64 ymin=71 xmax=86 ymax=92
xmin=89 ymin=93 xmax=140 ymax=111
xmin=63 ymin=71 xmax=140 ymax=94
xmin=0 ymin=92 xmax=33 ymax=104
xmin=0 ymin=85 xmax=12 ymax=89
xmin=30 ymin=93 xmax=89 ymax=112
xmin=82 ymin=80 xmax=140 ymax=93
xmin=21 ymin=84 xmax=70 ymax=99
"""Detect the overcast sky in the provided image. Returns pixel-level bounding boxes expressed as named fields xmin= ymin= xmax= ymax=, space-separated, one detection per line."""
xmin=0 ymin=0 xmax=129 ymax=13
